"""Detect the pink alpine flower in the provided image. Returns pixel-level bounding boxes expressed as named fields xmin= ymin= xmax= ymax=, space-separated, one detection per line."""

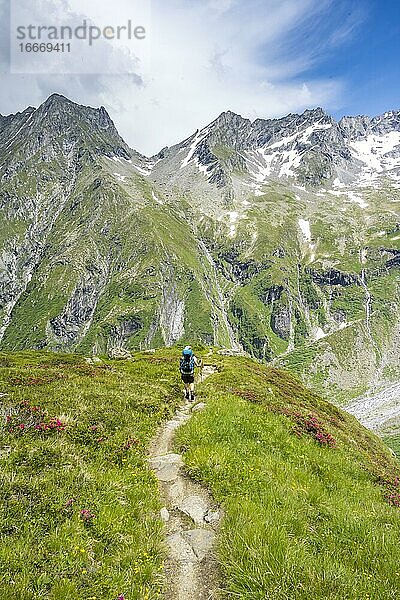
xmin=80 ymin=509 xmax=95 ymax=523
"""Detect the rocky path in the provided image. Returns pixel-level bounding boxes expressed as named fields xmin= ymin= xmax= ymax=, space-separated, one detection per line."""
xmin=148 ymin=365 xmax=221 ymax=599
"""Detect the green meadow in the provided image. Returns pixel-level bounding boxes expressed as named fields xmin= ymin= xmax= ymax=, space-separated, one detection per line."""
xmin=0 ymin=349 xmax=399 ymax=599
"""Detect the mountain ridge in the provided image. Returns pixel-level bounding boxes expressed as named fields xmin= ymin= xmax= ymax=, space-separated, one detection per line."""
xmin=2 ymin=93 xmax=399 ymax=158
xmin=0 ymin=93 xmax=399 ymax=434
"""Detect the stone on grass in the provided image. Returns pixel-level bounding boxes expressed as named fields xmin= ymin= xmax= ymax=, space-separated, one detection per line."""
xmin=108 ymin=347 xmax=132 ymax=360
xmin=204 ymin=509 xmax=220 ymax=523
xmin=183 ymin=529 xmax=215 ymax=561
xmin=160 ymin=507 xmax=170 ymax=522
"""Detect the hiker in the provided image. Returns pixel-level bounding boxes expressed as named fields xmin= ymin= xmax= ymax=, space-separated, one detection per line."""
xmin=179 ymin=346 xmax=201 ymax=401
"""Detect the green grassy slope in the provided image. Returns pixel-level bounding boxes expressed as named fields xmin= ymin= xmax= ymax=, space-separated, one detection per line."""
xmin=0 ymin=349 xmax=182 ymax=600
xmin=1 ymin=349 xmax=400 ymax=599
xmin=176 ymin=355 xmax=400 ymax=599
xmin=384 ymin=435 xmax=400 ymax=459
xmin=2 ymin=160 xmax=399 ymax=412
xmin=196 ymin=186 xmax=400 ymax=405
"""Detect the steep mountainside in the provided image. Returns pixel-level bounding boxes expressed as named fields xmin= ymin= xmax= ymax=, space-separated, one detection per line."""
xmin=0 ymin=94 xmax=399 ymax=424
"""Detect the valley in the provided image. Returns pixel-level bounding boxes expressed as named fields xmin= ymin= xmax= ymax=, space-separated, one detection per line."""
xmin=0 ymin=93 xmax=399 ymax=429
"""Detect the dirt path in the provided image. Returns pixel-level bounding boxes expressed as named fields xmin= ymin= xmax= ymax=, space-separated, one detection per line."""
xmin=148 ymin=365 xmax=221 ymax=599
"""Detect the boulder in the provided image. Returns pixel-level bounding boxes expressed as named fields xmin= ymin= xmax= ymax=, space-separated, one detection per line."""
xmin=108 ymin=347 xmax=132 ymax=360
xmin=217 ymin=348 xmax=247 ymax=357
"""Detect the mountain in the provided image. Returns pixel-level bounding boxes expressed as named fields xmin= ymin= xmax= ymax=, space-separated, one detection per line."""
xmin=0 ymin=94 xmax=399 ymax=431
xmin=151 ymin=107 xmax=400 ymax=199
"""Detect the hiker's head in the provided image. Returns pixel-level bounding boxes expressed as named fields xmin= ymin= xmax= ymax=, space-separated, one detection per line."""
xmin=182 ymin=345 xmax=193 ymax=357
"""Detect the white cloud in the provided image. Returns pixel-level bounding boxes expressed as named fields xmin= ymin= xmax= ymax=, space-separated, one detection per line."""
xmin=0 ymin=0 xmax=364 ymax=155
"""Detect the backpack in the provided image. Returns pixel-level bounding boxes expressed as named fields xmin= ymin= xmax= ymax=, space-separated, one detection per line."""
xmin=180 ymin=353 xmax=195 ymax=375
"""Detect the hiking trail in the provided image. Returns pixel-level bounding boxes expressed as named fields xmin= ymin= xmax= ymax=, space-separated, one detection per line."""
xmin=148 ymin=364 xmax=220 ymax=599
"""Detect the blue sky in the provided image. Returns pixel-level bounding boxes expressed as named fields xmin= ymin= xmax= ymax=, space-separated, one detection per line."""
xmin=0 ymin=0 xmax=399 ymax=155
xmin=305 ymin=0 xmax=400 ymax=119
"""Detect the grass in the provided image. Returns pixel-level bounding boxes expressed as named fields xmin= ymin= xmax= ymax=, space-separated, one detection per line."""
xmin=175 ymin=354 xmax=400 ymax=599
xmin=384 ymin=435 xmax=400 ymax=459
xmin=0 ymin=348 xmax=183 ymax=600
xmin=1 ymin=348 xmax=400 ymax=599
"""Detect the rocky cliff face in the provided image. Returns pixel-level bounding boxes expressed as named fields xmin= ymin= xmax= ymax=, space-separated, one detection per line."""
xmin=0 ymin=95 xmax=399 ymax=418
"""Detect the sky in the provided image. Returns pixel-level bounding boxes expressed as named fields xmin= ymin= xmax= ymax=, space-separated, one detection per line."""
xmin=0 ymin=0 xmax=399 ymax=156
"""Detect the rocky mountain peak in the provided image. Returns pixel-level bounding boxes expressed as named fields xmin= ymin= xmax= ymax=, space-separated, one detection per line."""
xmin=339 ymin=114 xmax=372 ymax=139
xmin=41 ymin=92 xmax=71 ymax=107
xmin=36 ymin=94 xmax=117 ymax=134
xmin=0 ymin=94 xmax=138 ymax=177
xmin=212 ymin=110 xmax=249 ymax=127
xmin=302 ymin=106 xmax=328 ymax=119
xmin=371 ymin=110 xmax=400 ymax=134
xmin=0 ymin=106 xmax=35 ymax=135
xmin=151 ymin=101 xmax=400 ymax=194
xmin=339 ymin=110 xmax=400 ymax=140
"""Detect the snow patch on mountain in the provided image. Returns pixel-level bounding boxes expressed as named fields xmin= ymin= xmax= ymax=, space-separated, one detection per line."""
xmin=346 ymin=191 xmax=369 ymax=209
xmin=247 ymin=145 xmax=302 ymax=181
xmin=350 ymin=131 xmax=400 ymax=187
xmin=279 ymin=148 xmax=302 ymax=177
xmin=269 ymin=131 xmax=300 ymax=150
xmin=151 ymin=191 xmax=163 ymax=205
xmin=113 ymin=172 xmax=126 ymax=182
xmin=315 ymin=327 xmax=327 ymax=340
xmin=249 ymin=148 xmax=275 ymax=181
xmin=134 ymin=164 xmax=151 ymax=176
xmin=228 ymin=211 xmax=239 ymax=237
xmin=333 ymin=178 xmax=346 ymax=189
xmin=350 ymin=132 xmax=400 ymax=171
xmin=298 ymin=218 xmax=316 ymax=262
xmin=298 ymin=219 xmax=311 ymax=242
xmin=197 ymin=159 xmax=211 ymax=177
xmin=180 ymin=128 xmax=210 ymax=169
xmin=269 ymin=121 xmax=332 ymax=150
